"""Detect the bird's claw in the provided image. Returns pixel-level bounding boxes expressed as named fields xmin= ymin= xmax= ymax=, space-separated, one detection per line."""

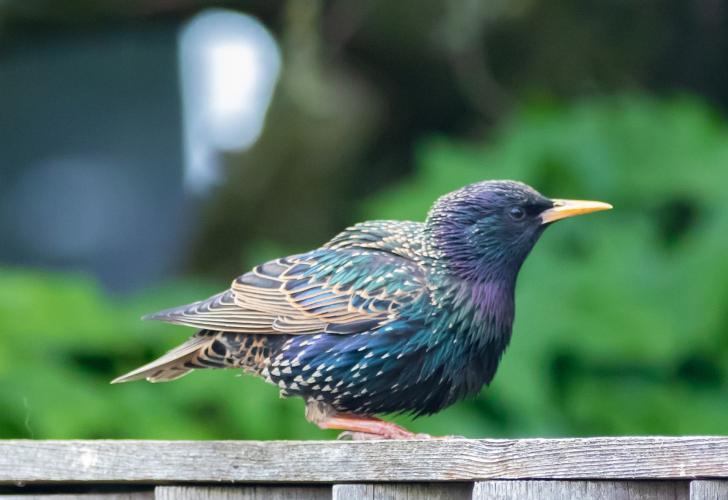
xmin=337 ymin=431 xmax=382 ymax=441
xmin=336 ymin=430 xmax=466 ymax=440
xmin=412 ymin=433 xmax=467 ymax=440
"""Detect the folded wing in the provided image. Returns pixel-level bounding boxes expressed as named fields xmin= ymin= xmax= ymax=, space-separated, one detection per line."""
xmin=145 ymin=248 xmax=426 ymax=335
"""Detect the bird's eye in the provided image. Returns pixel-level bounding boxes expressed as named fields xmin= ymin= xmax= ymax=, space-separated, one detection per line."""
xmin=509 ymin=206 xmax=526 ymax=220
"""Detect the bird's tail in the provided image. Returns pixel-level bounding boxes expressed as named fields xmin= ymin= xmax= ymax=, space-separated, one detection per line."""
xmin=111 ymin=331 xmax=274 ymax=384
xmin=112 ymin=331 xmax=223 ymax=384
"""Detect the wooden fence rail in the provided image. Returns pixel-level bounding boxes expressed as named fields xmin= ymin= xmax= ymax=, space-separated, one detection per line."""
xmin=1 ymin=437 xmax=727 ymax=499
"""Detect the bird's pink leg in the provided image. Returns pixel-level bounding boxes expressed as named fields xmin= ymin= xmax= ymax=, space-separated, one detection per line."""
xmin=304 ymin=399 xmax=436 ymax=440
xmin=317 ymin=413 xmax=422 ymax=440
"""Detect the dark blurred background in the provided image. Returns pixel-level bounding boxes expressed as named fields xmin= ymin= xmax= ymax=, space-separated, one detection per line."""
xmin=1 ymin=0 xmax=727 ymax=439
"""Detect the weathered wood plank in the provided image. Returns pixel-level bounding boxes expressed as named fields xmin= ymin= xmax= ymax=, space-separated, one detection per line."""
xmin=473 ymin=480 xmax=689 ymax=499
xmin=689 ymin=480 xmax=728 ymax=500
xmin=333 ymin=483 xmax=472 ymax=499
xmin=1 ymin=438 xmax=728 ymax=484
xmin=155 ymin=485 xmax=330 ymax=499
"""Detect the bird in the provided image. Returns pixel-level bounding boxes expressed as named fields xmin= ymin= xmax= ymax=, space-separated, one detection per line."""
xmin=112 ymin=180 xmax=611 ymax=439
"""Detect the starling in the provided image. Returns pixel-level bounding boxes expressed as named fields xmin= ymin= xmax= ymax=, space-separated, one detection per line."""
xmin=113 ymin=180 xmax=611 ymax=439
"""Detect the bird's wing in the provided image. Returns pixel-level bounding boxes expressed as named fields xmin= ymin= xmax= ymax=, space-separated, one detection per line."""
xmin=144 ymin=248 xmax=427 ymax=335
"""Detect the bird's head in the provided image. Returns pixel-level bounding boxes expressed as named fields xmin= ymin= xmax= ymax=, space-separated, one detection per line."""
xmin=426 ymin=180 xmax=612 ymax=282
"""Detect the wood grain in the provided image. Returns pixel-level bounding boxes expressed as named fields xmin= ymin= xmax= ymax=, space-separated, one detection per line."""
xmin=1 ymin=438 xmax=728 ymax=484
xmin=473 ymin=480 xmax=689 ymax=499
xmin=155 ymin=486 xmax=330 ymax=499
xmin=333 ymin=483 xmax=472 ymax=499
xmin=689 ymin=480 xmax=728 ymax=500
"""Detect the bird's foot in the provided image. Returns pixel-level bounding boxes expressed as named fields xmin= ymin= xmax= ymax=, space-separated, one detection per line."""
xmin=336 ymin=430 xmax=436 ymax=441
xmin=336 ymin=431 xmax=380 ymax=441
xmin=316 ymin=413 xmax=420 ymax=439
xmin=305 ymin=401 xmax=465 ymax=440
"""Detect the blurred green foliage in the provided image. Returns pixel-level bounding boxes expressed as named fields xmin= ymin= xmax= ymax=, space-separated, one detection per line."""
xmin=2 ymin=94 xmax=728 ymax=439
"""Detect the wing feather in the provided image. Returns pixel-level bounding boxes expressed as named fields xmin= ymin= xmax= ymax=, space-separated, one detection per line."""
xmin=144 ymin=225 xmax=428 ymax=336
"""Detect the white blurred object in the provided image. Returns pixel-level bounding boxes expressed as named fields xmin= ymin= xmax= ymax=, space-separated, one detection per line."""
xmin=179 ymin=9 xmax=281 ymax=194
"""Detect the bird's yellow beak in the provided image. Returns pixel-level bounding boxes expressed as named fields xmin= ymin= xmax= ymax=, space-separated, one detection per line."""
xmin=540 ymin=199 xmax=613 ymax=225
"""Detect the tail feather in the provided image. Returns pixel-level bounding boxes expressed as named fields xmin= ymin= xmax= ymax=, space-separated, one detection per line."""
xmin=112 ymin=335 xmax=216 ymax=384
xmin=112 ymin=331 xmax=274 ymax=384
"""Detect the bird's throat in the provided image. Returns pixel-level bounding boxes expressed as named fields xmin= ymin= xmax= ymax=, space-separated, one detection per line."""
xmin=431 ymin=275 xmax=515 ymax=346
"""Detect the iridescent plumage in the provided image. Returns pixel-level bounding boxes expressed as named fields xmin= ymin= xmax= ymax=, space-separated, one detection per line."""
xmin=113 ymin=180 xmax=611 ymax=437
